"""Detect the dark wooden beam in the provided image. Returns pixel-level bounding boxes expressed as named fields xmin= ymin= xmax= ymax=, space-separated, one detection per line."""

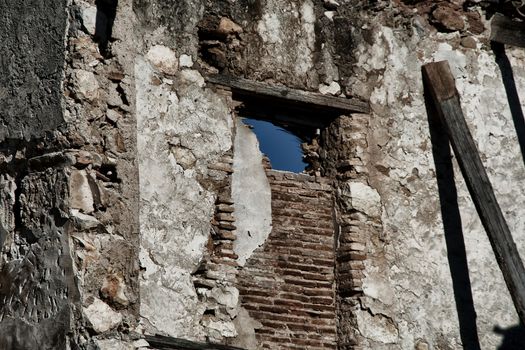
xmin=145 ymin=335 xmax=245 ymax=350
xmin=490 ymin=13 xmax=525 ymax=48
xmin=206 ymin=74 xmax=370 ymax=115
xmin=422 ymin=61 xmax=525 ymax=325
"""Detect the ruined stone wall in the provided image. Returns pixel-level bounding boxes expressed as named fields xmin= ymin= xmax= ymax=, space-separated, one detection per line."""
xmin=2 ymin=0 xmax=525 ymax=349
xmin=0 ymin=2 xmax=74 ymax=349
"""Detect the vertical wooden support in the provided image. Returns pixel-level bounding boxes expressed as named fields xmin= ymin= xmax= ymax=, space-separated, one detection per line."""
xmin=422 ymin=61 xmax=525 ymax=325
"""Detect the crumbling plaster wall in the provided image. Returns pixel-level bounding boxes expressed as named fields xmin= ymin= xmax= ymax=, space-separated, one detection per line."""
xmin=131 ymin=0 xmax=348 ymax=344
xmin=2 ymin=0 xmax=525 ymax=348
xmin=76 ymin=0 xmax=525 ymax=348
xmin=341 ymin=2 xmax=525 ymax=349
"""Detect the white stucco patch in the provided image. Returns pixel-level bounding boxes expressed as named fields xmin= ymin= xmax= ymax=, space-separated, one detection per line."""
xmin=135 ymin=56 xmax=233 ymax=339
xmin=232 ymin=120 xmax=272 ymax=266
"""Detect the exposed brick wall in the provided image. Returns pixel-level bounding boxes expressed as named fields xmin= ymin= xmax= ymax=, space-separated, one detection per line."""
xmin=238 ymin=170 xmax=336 ymax=350
xmin=320 ymin=114 xmax=375 ymax=349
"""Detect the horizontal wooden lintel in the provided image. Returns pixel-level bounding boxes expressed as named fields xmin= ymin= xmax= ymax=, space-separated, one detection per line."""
xmin=490 ymin=13 xmax=525 ymax=48
xmin=145 ymin=335 xmax=245 ymax=350
xmin=206 ymin=74 xmax=370 ymax=115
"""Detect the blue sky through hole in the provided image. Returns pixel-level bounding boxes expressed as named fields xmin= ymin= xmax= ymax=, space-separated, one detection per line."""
xmin=242 ymin=118 xmax=307 ymax=172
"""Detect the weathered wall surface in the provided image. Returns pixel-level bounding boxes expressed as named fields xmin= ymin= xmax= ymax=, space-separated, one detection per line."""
xmin=61 ymin=0 xmax=141 ymax=348
xmin=131 ymin=0 xmax=344 ymax=345
xmin=336 ymin=1 xmax=525 ymax=349
xmin=0 ymin=1 xmax=75 ymax=349
xmin=0 ymin=0 xmax=68 ymax=140
xmin=0 ymin=166 xmax=74 ymax=350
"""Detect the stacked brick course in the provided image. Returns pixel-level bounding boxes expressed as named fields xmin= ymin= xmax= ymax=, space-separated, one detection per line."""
xmin=238 ymin=170 xmax=337 ymax=350
xmin=320 ymin=114 xmax=376 ymax=349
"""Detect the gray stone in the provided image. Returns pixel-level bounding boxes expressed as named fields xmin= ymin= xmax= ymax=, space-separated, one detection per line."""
xmin=0 ymin=0 xmax=67 ymax=140
xmin=74 ymin=69 xmax=100 ymax=101
xmin=78 ymin=1 xmax=97 ymax=36
xmin=95 ymin=339 xmax=134 ymax=350
xmin=69 ymin=170 xmax=95 ymax=213
xmin=146 ymin=45 xmax=178 ymax=75
xmin=179 ymin=54 xmax=193 ymax=68
xmin=319 ymin=81 xmax=341 ymax=96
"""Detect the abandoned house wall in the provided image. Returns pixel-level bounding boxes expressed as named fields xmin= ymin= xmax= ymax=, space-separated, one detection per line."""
xmin=1 ymin=0 xmax=525 ymax=349
xmin=338 ymin=2 xmax=525 ymax=349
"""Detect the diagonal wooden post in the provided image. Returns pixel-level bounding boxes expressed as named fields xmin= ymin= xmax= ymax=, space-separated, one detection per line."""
xmin=422 ymin=61 xmax=525 ymax=325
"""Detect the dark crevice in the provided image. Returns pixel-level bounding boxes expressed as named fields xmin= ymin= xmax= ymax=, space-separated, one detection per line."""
xmin=94 ymin=0 xmax=118 ymax=57
xmin=99 ymin=163 xmax=121 ymax=183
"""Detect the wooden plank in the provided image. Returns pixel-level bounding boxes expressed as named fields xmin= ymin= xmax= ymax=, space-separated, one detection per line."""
xmin=422 ymin=61 xmax=525 ymax=325
xmin=145 ymin=335 xmax=245 ymax=350
xmin=490 ymin=13 xmax=525 ymax=48
xmin=206 ymin=74 xmax=370 ymax=115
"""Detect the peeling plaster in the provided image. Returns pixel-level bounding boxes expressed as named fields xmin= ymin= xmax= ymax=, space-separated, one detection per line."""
xmin=232 ymin=120 xmax=272 ymax=266
xmin=136 ymin=56 xmax=233 ymax=339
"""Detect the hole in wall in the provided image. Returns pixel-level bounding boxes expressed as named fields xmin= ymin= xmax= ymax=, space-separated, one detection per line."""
xmin=241 ymin=118 xmax=309 ymax=173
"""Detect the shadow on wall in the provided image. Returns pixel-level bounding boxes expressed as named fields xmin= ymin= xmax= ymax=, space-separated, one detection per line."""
xmin=491 ymin=42 xmax=525 ymax=167
xmin=490 ymin=41 xmax=525 ymax=350
xmin=95 ymin=0 xmax=118 ymax=55
xmin=494 ymin=323 xmax=525 ymax=349
xmin=424 ymin=83 xmax=482 ymax=350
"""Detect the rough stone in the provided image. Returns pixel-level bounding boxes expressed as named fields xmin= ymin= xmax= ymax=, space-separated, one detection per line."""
xmin=179 ymin=69 xmax=206 ymax=88
xmin=133 ymin=339 xmax=150 ymax=348
xmin=95 ymin=339 xmax=134 ymax=350
xmin=70 ymin=209 xmax=101 ymax=230
xmin=69 ymin=170 xmax=95 ymax=213
xmin=74 ymin=69 xmax=100 ymax=101
xmin=346 ymin=182 xmax=381 ymax=217
xmin=179 ymin=54 xmax=193 ymax=68
xmin=146 ymin=45 xmax=178 ymax=75
xmin=432 ymin=6 xmax=465 ymax=32
xmin=209 ymin=286 xmax=239 ymax=309
xmin=218 ymin=17 xmax=243 ymax=35
xmin=107 ymin=109 xmax=122 ymax=123
xmin=83 ymin=298 xmax=123 ymax=333
xmin=78 ymin=1 xmax=97 ymax=36
xmin=101 ymin=274 xmax=130 ymax=306
xmin=319 ymin=81 xmax=341 ymax=95
xmin=460 ymin=36 xmax=477 ymax=49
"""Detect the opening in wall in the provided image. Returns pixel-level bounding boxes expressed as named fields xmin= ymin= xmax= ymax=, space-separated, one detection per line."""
xmin=240 ymin=118 xmax=309 ymax=173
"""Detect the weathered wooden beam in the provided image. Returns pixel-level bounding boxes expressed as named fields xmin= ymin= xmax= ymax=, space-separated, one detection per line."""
xmin=422 ymin=61 xmax=525 ymax=325
xmin=206 ymin=74 xmax=370 ymax=115
xmin=490 ymin=13 xmax=525 ymax=48
xmin=144 ymin=335 xmax=245 ymax=350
